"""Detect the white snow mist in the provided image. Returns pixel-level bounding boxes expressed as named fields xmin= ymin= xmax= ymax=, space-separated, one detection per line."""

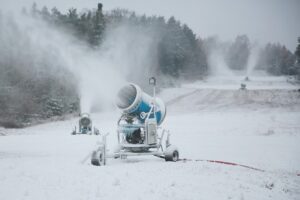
xmin=0 ymin=11 xmax=159 ymax=113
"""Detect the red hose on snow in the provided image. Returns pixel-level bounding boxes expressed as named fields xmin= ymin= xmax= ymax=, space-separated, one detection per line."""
xmin=179 ymin=158 xmax=265 ymax=172
xmin=179 ymin=158 xmax=300 ymax=176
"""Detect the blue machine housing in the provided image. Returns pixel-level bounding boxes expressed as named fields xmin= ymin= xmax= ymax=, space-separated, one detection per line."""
xmin=116 ymin=84 xmax=166 ymax=125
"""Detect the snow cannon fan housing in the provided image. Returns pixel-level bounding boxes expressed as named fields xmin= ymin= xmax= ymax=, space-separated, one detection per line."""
xmin=79 ymin=113 xmax=92 ymax=134
xmin=116 ymin=84 xmax=166 ymax=125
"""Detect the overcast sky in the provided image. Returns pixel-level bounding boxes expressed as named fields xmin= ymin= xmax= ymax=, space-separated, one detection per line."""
xmin=1 ymin=0 xmax=299 ymax=51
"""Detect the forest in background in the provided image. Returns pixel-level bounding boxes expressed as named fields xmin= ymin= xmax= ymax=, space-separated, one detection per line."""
xmin=0 ymin=3 xmax=299 ymax=128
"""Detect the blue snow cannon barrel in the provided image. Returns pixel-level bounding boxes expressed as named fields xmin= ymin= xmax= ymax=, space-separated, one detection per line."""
xmin=116 ymin=83 xmax=166 ymax=125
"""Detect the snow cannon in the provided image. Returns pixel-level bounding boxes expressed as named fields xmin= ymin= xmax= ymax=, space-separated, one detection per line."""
xmin=71 ymin=113 xmax=99 ymax=135
xmin=116 ymin=83 xmax=166 ymax=125
xmin=91 ymin=78 xmax=179 ymax=166
xmin=79 ymin=113 xmax=92 ymax=134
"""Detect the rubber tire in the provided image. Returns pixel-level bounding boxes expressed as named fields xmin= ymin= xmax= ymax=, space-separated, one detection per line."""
xmin=91 ymin=151 xmax=101 ymax=166
xmin=165 ymin=150 xmax=179 ymax=162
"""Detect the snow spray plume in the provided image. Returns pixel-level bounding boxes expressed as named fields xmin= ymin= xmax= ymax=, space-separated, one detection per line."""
xmin=0 ymin=11 xmax=124 ymax=113
xmin=0 ymin=10 xmax=161 ymax=114
xmin=100 ymin=19 xmax=160 ymax=89
xmin=204 ymin=37 xmax=234 ymax=77
xmin=82 ymin=18 xmax=161 ymax=109
xmin=76 ymin=18 xmax=161 ymax=112
xmin=246 ymin=44 xmax=260 ymax=76
xmin=207 ymin=49 xmax=234 ymax=77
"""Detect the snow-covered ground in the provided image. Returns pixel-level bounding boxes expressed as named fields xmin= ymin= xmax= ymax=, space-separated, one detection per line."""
xmin=0 ymin=75 xmax=300 ymax=200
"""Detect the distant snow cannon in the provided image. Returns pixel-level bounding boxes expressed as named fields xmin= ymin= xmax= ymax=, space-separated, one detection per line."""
xmin=244 ymin=76 xmax=250 ymax=81
xmin=72 ymin=113 xmax=100 ymax=135
xmin=91 ymin=77 xmax=179 ymax=166
xmin=240 ymin=83 xmax=247 ymax=90
xmin=79 ymin=113 xmax=92 ymax=134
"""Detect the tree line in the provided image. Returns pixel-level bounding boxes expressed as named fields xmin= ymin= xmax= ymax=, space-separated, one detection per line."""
xmin=202 ymin=35 xmax=299 ymax=76
xmin=27 ymin=3 xmax=300 ymax=78
xmin=27 ymin=3 xmax=208 ymax=80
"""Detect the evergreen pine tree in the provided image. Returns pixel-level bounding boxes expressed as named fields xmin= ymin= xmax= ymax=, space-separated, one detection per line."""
xmin=226 ymin=35 xmax=250 ymax=70
xmin=89 ymin=3 xmax=105 ymax=47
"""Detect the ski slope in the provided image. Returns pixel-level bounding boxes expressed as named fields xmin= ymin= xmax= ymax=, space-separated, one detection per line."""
xmin=0 ymin=75 xmax=300 ymax=200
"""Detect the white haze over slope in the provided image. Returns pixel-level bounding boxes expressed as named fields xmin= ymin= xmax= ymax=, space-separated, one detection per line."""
xmin=0 ymin=12 xmax=159 ymax=113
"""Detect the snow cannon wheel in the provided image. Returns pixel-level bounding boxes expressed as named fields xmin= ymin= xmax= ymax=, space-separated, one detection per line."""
xmin=91 ymin=150 xmax=106 ymax=166
xmin=164 ymin=145 xmax=179 ymax=162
